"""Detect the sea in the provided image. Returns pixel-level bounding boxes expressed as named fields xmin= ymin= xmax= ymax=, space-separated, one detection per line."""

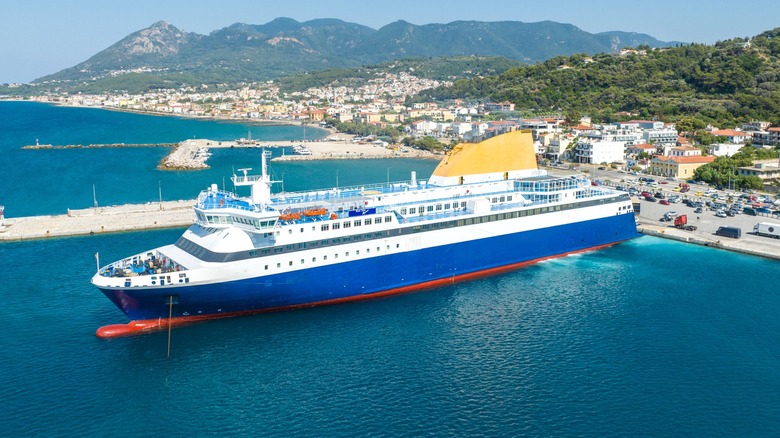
xmin=1 ymin=101 xmax=779 ymax=436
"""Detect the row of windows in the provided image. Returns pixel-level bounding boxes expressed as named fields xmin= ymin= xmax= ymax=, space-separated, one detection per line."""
xmin=196 ymin=212 xmax=275 ymax=230
xmin=317 ymin=215 xmax=392 ymax=232
xmin=178 ymin=196 xmax=628 ymax=264
xmin=264 ymin=243 xmax=402 ymax=270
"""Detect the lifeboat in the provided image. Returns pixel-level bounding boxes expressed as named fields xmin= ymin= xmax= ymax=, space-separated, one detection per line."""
xmin=278 ymin=212 xmax=301 ymax=221
xmin=303 ymin=208 xmax=328 ymax=217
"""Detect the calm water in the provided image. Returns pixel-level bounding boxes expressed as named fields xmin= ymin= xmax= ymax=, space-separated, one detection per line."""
xmin=1 ymin=102 xmax=779 ymax=436
xmin=0 ymin=101 xmax=434 ymax=216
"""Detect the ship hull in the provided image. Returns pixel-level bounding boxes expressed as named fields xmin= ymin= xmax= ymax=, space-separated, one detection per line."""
xmin=97 ymin=213 xmax=638 ymax=321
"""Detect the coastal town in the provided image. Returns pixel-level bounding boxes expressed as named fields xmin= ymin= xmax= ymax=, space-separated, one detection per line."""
xmin=17 ymin=66 xmax=780 ymax=186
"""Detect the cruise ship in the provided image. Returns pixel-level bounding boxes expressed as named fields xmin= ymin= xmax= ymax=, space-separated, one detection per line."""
xmin=92 ymin=130 xmax=638 ymax=338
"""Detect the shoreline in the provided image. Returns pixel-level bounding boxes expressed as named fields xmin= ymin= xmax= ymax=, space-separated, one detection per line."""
xmin=3 ymin=97 xmax=338 ymax=136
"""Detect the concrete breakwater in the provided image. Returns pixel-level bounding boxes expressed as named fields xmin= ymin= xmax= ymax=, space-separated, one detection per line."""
xmin=0 ymin=200 xmax=195 ymax=242
xmin=22 ymin=140 xmax=211 ymax=170
xmin=22 ymin=143 xmax=175 ymax=149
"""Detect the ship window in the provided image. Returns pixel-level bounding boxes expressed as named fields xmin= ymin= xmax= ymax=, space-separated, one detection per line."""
xmin=264 ymin=265 xmax=268 ymax=270
xmin=277 ymin=263 xmax=281 ymax=268
xmin=333 ymin=223 xmax=340 ymax=230
xmin=288 ymin=229 xmax=292 ymax=234
xmin=500 ymin=196 xmax=505 ymax=202
xmin=492 ymin=197 xmax=498 ymax=203
xmin=346 ymin=252 xmax=350 ymax=256
xmin=396 ymin=244 xmax=400 ymax=248
xmin=335 ymin=254 xmax=339 ymax=259
xmin=409 ymin=207 xmax=416 ymax=214
xmin=343 ymin=222 xmax=351 ymax=228
xmin=300 ymin=228 xmax=304 ymax=233
xmin=507 ymin=195 xmax=513 ymax=202
xmin=356 ymin=250 xmax=360 ymax=255
xmin=301 ymin=259 xmax=304 ymax=265
xmin=427 ymin=205 xmax=433 ymax=212
xmin=354 ymin=220 xmax=361 ymax=227
xmin=436 ymin=204 xmax=442 ymax=211
xmin=419 ymin=206 xmax=425 ymax=215
xmin=321 ymin=224 xmax=330 ymax=231
xmin=385 ymin=216 xmax=392 ymax=222
xmin=401 ymin=208 xmax=408 ymax=215
xmin=377 ymin=247 xmax=380 ymax=252
xmin=324 ymin=255 xmax=328 ymax=260
xmin=313 ymin=257 xmax=317 ymax=262
xmin=460 ymin=202 xmax=466 ymax=208
xmin=444 ymin=203 xmax=451 ymax=209
xmin=289 ymin=261 xmax=293 ymax=266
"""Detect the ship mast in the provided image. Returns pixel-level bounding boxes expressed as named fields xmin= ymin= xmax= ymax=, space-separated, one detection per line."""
xmin=231 ymin=149 xmax=278 ymax=209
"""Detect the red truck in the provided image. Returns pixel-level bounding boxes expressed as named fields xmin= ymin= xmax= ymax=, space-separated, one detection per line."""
xmin=674 ymin=214 xmax=697 ymax=231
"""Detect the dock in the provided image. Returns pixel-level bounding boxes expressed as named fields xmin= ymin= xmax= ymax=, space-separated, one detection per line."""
xmin=0 ymin=200 xmax=194 ymax=242
xmin=634 ymin=195 xmax=780 ymax=261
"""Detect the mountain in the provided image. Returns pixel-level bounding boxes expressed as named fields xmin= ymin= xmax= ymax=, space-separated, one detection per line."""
xmin=33 ymin=18 xmax=678 ymax=90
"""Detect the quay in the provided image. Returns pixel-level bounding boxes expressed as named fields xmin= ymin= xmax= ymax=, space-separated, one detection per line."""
xmin=0 ymin=200 xmax=194 ymax=242
xmin=633 ymin=193 xmax=780 ymax=261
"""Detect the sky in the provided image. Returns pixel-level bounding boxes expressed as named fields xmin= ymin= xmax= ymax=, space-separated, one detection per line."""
xmin=2 ymin=0 xmax=779 ymax=84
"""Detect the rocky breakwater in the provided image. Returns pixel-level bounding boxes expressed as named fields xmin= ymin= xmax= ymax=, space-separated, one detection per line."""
xmin=158 ymin=139 xmax=211 ymax=170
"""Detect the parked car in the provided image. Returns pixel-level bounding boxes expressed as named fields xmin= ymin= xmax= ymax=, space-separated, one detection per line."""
xmin=715 ymin=210 xmax=727 ymax=218
xmin=715 ymin=226 xmax=741 ymax=239
xmin=659 ymin=199 xmax=670 ymax=205
xmin=644 ymin=196 xmax=657 ymax=202
xmin=694 ymin=207 xmax=703 ymax=213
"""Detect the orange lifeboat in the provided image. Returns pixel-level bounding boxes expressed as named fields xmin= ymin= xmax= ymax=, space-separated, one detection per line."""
xmin=279 ymin=212 xmax=301 ymax=221
xmin=303 ymin=208 xmax=328 ymax=217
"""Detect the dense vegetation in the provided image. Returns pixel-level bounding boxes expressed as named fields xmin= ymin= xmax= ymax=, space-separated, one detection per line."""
xmin=694 ymin=147 xmax=779 ymax=189
xmin=420 ymin=29 xmax=780 ymax=128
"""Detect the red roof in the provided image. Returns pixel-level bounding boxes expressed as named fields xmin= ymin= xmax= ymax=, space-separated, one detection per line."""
xmin=653 ymin=155 xmax=715 ymax=164
xmin=711 ymin=129 xmax=745 ymax=137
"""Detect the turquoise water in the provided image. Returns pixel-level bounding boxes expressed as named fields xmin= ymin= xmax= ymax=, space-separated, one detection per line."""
xmin=2 ymin=102 xmax=780 ymax=436
xmin=1 ymin=101 xmax=433 ymax=216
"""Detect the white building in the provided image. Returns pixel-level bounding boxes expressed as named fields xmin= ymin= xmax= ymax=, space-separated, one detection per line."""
xmin=643 ymin=129 xmax=678 ymax=145
xmin=708 ymin=143 xmax=744 ymax=157
xmin=573 ymin=140 xmax=625 ymax=164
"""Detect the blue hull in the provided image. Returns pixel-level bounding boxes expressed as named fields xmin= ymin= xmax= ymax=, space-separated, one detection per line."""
xmin=99 ymin=214 xmax=638 ymax=320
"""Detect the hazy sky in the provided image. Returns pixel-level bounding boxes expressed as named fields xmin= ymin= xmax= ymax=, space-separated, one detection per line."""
xmin=2 ymin=0 xmax=778 ymax=84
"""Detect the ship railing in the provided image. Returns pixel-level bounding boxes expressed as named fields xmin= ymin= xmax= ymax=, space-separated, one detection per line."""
xmin=99 ymin=250 xmax=184 ymax=278
xmin=271 ymin=179 xmax=422 ymax=204
xmin=196 ymin=190 xmax=259 ymax=212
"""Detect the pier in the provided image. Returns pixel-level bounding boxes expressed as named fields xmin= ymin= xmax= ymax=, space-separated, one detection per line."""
xmin=0 ymin=200 xmax=194 ymax=242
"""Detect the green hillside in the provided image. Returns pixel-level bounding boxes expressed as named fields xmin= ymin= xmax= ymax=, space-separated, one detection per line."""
xmin=420 ymin=29 xmax=780 ymax=127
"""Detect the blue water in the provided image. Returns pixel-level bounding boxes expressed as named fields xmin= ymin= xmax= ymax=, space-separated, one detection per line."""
xmin=2 ymin=103 xmax=780 ymax=436
xmin=1 ymin=101 xmax=433 ymax=216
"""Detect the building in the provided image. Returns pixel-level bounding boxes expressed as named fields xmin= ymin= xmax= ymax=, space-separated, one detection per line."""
xmin=736 ymin=159 xmax=780 ymax=181
xmin=643 ymin=128 xmax=678 ymax=145
xmin=710 ymin=129 xmax=750 ymax=144
xmin=484 ymin=101 xmax=516 ymax=112
xmin=751 ymin=127 xmax=780 ymax=147
xmin=708 ymin=143 xmax=744 ymax=157
xmin=626 ymin=143 xmax=657 ymax=156
xmin=669 ymin=146 xmax=702 ymax=157
xmin=573 ymin=140 xmax=625 ymax=164
xmin=649 ymin=155 xmax=715 ymax=179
